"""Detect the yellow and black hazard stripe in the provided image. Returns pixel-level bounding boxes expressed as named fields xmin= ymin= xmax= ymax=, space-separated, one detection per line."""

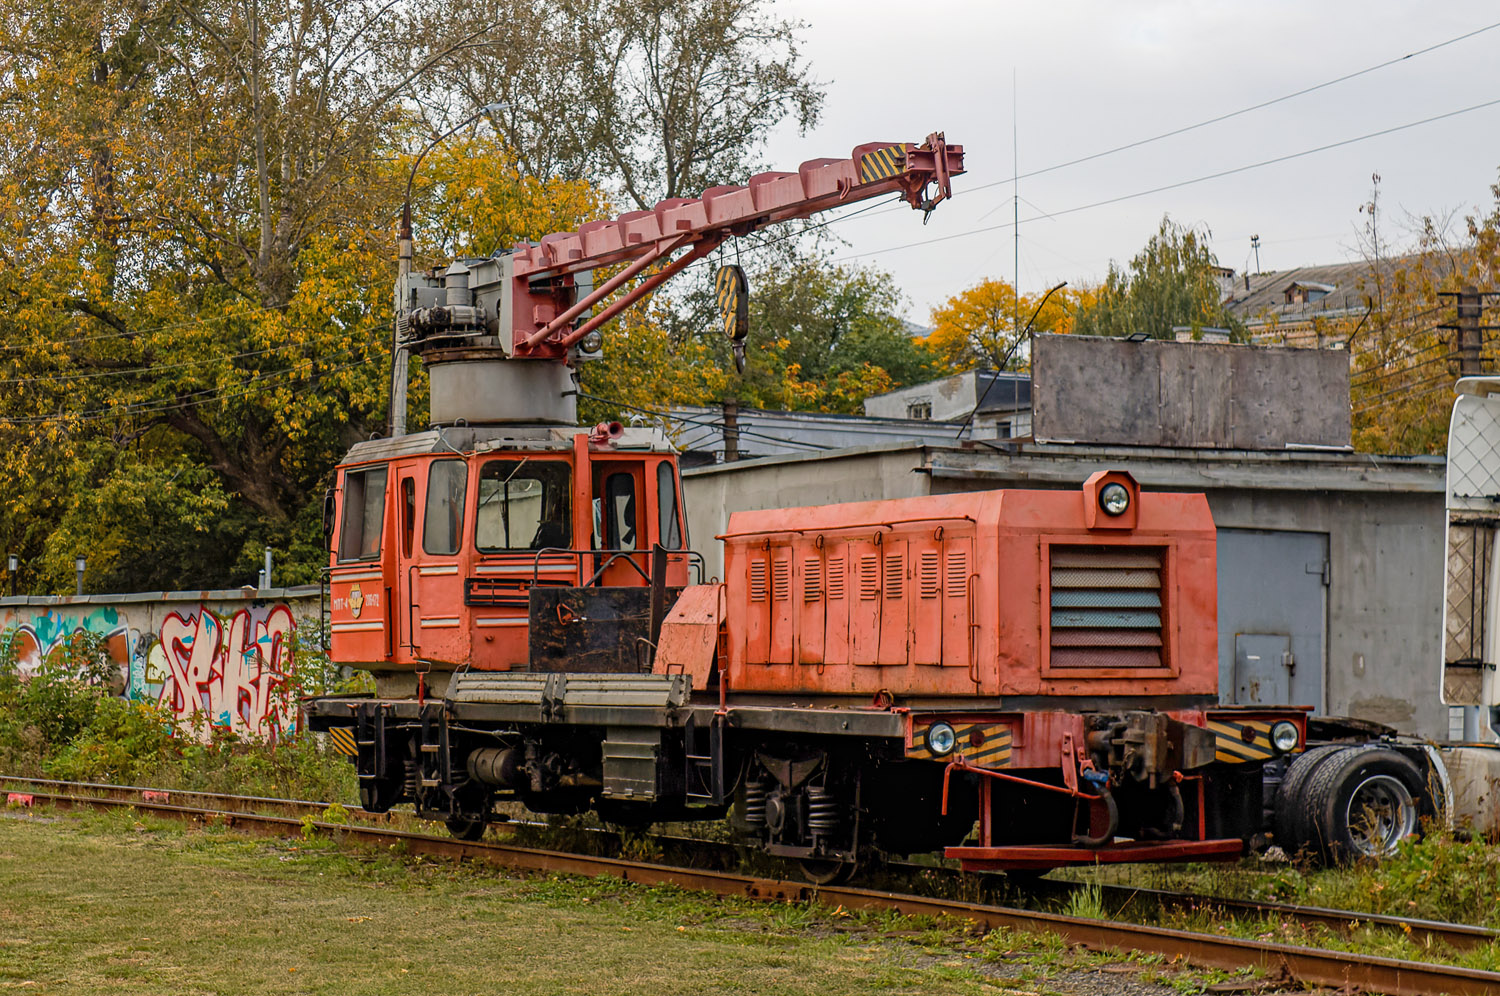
xmin=327 ymin=727 xmax=359 ymax=757
xmin=1207 ymin=718 xmax=1276 ymax=763
xmin=713 ymin=264 xmax=748 ymax=342
xmin=858 ymin=144 xmax=907 ymax=184
xmin=907 ymin=722 xmax=1012 ymax=767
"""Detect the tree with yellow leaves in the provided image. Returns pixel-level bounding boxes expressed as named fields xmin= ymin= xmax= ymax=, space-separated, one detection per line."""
xmin=924 ymin=278 xmax=1088 ymax=372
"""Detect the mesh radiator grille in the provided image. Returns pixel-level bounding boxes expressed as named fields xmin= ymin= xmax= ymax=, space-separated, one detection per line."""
xmin=1049 ymin=546 xmax=1165 ymax=669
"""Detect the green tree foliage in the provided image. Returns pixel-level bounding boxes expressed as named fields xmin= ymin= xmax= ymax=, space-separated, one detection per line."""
xmin=1345 ymin=180 xmax=1500 ymax=454
xmin=1073 ymin=216 xmax=1242 ymax=340
xmin=580 ymin=255 xmax=937 ymax=421
xmin=0 ymin=0 xmax=819 ymax=593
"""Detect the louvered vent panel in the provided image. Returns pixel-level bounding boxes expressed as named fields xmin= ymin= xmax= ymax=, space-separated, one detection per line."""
xmin=827 ymin=558 xmax=846 ymax=599
xmin=858 ymin=554 xmax=880 ymax=600
xmin=919 ymin=551 xmax=941 ymax=598
xmin=803 ymin=557 xmax=823 ymax=601
xmin=945 ymin=550 xmax=969 ymax=597
xmin=883 ymin=551 xmax=904 ymax=599
xmin=1049 ymin=545 xmax=1165 ymax=668
xmin=749 ymin=560 xmax=768 ymax=602
xmin=771 ymin=559 xmax=792 ymax=601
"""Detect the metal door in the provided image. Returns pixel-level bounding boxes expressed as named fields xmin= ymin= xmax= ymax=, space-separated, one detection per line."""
xmin=1216 ymin=528 xmax=1328 ymax=709
xmin=1233 ymin=633 xmax=1292 ymax=705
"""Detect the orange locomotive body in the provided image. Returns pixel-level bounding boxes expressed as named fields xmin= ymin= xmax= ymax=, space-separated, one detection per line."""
xmin=312 ymin=449 xmax=1304 ymax=876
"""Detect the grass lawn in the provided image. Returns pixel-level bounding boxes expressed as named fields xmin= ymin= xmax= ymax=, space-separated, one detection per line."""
xmin=0 ymin=807 xmax=1212 ymax=996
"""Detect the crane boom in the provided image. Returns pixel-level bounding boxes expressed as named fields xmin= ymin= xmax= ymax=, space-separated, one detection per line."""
xmin=394 ymin=133 xmax=963 ymax=427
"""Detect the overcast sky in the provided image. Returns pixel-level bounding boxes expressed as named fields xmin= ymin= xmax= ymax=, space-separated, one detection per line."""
xmin=760 ymin=0 xmax=1500 ymax=323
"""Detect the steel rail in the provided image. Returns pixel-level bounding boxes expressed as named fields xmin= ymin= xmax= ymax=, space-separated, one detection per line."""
xmin=7 ymin=785 xmax=1499 ymax=996
xmin=7 ymin=776 xmax=1494 ymax=952
xmin=1094 ymin=881 xmax=1500 ymax=951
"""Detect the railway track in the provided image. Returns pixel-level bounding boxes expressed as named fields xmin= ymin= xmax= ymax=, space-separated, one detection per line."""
xmin=5 ymin=775 xmax=1498 ymax=996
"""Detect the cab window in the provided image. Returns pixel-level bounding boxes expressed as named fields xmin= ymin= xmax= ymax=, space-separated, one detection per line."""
xmin=423 ymin=459 xmax=468 ymax=556
xmin=476 ymin=460 xmax=571 ymax=551
xmin=338 ymin=466 xmax=388 ymax=562
xmin=657 ymin=462 xmax=683 ymax=550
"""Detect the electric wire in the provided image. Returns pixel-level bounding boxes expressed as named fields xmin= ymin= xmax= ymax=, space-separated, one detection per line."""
xmin=0 ymin=302 xmax=293 ymax=353
xmin=969 ymin=19 xmax=1500 ymax=209
xmin=0 ymin=330 xmax=366 ymax=386
xmin=576 ymin=392 xmax=834 ymax=452
xmin=703 ymin=19 xmax=1500 ymax=248
xmin=831 ymin=96 xmax=1500 ymax=265
xmin=0 ymin=333 xmax=382 ymax=426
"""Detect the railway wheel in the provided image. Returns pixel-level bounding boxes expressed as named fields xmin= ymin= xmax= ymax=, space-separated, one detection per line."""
xmin=1301 ymin=746 xmax=1427 ymax=865
xmin=797 ymin=856 xmax=857 ymax=886
xmin=1270 ymin=744 xmax=1345 ymax=857
xmin=445 ymin=814 xmax=489 ymax=841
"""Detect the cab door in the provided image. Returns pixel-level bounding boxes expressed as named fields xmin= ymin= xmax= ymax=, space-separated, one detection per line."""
xmin=411 ymin=457 xmax=471 ymax=666
xmin=649 ymin=459 xmax=692 ymax=586
xmin=392 ymin=461 xmax=422 ymax=663
xmin=592 ymin=461 xmax=648 ymax=586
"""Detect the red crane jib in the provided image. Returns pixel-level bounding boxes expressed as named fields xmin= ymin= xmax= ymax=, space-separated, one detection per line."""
xmin=511 ymin=133 xmax=963 ymax=358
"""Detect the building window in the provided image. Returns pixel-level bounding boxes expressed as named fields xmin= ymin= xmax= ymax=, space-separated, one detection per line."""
xmin=908 ymin=401 xmax=933 ymax=420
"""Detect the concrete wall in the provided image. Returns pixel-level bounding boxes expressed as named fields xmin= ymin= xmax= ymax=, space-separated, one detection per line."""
xmin=681 ymin=442 xmax=1451 ymax=738
xmin=0 ymin=587 xmax=321 ymax=740
xmin=863 ymin=371 xmax=980 ymax=421
xmin=1032 ymin=333 xmax=1351 ymax=449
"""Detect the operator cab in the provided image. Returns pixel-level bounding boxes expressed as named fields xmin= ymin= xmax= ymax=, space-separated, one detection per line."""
xmin=326 ymin=423 xmax=693 ymax=691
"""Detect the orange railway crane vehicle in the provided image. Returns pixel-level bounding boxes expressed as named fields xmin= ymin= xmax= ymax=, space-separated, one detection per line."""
xmin=307 ymin=136 xmax=1318 ymax=881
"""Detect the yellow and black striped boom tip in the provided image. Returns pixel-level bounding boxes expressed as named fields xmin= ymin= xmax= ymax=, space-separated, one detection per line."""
xmin=858 ymin=145 xmax=908 ymax=184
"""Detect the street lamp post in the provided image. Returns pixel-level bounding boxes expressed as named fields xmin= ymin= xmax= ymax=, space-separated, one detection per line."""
xmin=389 ymin=102 xmax=508 ymax=439
xmin=6 ymin=554 xmax=16 ymax=598
xmin=74 ymin=556 xmax=86 ymax=597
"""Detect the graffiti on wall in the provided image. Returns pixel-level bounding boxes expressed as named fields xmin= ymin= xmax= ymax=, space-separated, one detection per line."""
xmin=1 ymin=602 xmax=301 ymax=740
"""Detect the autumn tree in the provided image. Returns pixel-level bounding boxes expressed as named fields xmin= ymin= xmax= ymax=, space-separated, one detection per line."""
xmin=429 ymin=0 xmax=823 ymax=209
xmin=0 ymin=1 xmax=605 ymax=592
xmin=924 ymin=278 xmax=1087 ymax=372
xmin=1073 ymin=216 xmax=1241 ymax=340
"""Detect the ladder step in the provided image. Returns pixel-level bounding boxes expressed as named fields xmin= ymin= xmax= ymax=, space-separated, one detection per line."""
xmin=420 ymin=743 xmax=440 ymax=753
xmin=420 ymin=778 xmax=441 ymax=788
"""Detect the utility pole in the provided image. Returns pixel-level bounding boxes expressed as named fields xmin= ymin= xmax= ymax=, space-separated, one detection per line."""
xmin=1250 ymin=234 xmax=1261 ymax=274
xmin=390 ymin=102 xmax=507 ymax=438
xmin=1458 ymin=286 xmax=1483 ymax=377
xmin=722 ymin=399 xmax=741 ymax=463
xmin=1440 ymin=287 xmax=1497 ymax=377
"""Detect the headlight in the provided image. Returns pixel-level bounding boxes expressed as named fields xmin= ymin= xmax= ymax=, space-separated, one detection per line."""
xmin=926 ymin=721 xmax=957 ymax=756
xmin=1270 ymin=720 xmax=1300 ymax=753
xmin=1099 ymin=482 xmax=1130 ymax=516
xmin=579 ymin=330 xmax=604 ymax=353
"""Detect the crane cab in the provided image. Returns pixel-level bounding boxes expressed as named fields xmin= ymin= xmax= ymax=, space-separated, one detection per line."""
xmin=327 ymin=423 xmax=693 ymax=695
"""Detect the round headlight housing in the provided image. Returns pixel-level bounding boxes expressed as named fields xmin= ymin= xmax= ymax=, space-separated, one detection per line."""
xmin=579 ymin=330 xmax=604 ymax=353
xmin=1270 ymin=720 xmax=1300 ymax=754
xmin=1099 ymin=482 xmax=1131 ymax=516
xmin=926 ymin=721 xmax=957 ymax=756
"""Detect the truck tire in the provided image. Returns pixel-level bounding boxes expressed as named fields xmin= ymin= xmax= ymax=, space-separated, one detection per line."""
xmin=1271 ymin=744 xmax=1345 ymax=857
xmin=1301 ymin=746 xmax=1426 ymax=866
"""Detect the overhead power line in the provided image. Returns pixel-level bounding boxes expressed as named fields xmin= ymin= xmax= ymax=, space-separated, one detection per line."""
xmin=0 ymin=334 xmax=382 ymax=426
xmin=831 ymin=96 xmax=1500 ymax=265
xmin=0 ymin=302 xmax=293 ymax=353
xmin=969 ymin=18 xmax=1500 ymax=211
